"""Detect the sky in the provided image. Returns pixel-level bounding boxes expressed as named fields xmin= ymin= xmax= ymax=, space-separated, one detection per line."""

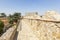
xmin=0 ymin=0 xmax=60 ymax=15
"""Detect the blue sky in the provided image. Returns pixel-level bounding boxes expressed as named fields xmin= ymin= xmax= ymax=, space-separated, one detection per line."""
xmin=0 ymin=0 xmax=60 ymax=15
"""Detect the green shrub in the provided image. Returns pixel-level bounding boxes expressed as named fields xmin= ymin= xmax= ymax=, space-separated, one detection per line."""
xmin=9 ymin=19 xmax=14 ymax=24
xmin=0 ymin=20 xmax=4 ymax=34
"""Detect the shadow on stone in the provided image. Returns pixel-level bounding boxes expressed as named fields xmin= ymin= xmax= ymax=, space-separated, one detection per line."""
xmin=13 ymin=31 xmax=18 ymax=40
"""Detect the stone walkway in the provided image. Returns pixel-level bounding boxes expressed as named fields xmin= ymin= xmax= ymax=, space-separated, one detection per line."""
xmin=17 ymin=19 xmax=39 ymax=40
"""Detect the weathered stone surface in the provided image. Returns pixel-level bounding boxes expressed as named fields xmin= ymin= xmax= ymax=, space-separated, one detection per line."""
xmin=0 ymin=26 xmax=16 ymax=40
xmin=42 ymin=11 xmax=60 ymax=21
xmin=24 ymin=12 xmax=41 ymax=19
xmin=17 ymin=11 xmax=60 ymax=40
xmin=17 ymin=19 xmax=39 ymax=40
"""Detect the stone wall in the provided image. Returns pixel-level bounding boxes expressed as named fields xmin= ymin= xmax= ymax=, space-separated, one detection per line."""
xmin=17 ymin=11 xmax=60 ymax=40
xmin=0 ymin=26 xmax=16 ymax=40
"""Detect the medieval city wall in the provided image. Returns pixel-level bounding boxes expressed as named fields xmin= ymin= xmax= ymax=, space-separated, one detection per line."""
xmin=17 ymin=11 xmax=60 ymax=40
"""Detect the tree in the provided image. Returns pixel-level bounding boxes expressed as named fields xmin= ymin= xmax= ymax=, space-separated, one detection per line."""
xmin=0 ymin=20 xmax=4 ymax=35
xmin=8 ymin=14 xmax=14 ymax=24
xmin=13 ymin=12 xmax=21 ymax=23
xmin=13 ymin=12 xmax=21 ymax=18
xmin=0 ymin=13 xmax=6 ymax=17
xmin=9 ymin=18 xmax=14 ymax=24
xmin=8 ymin=14 xmax=13 ymax=18
xmin=8 ymin=12 xmax=21 ymax=24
